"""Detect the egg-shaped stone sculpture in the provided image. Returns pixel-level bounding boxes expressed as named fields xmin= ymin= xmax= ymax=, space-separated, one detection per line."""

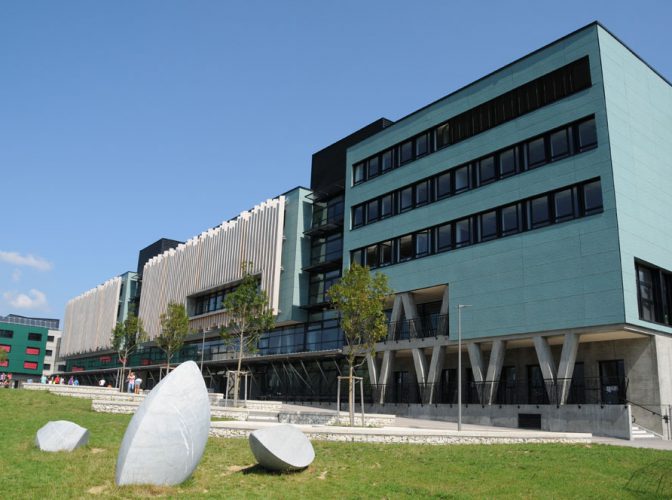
xmin=249 ymin=424 xmax=315 ymax=472
xmin=115 ymin=361 xmax=211 ymax=485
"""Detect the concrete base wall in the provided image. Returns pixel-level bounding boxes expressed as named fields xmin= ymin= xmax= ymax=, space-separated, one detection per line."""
xmin=299 ymin=401 xmax=631 ymax=439
xmin=365 ymin=403 xmax=632 ymax=439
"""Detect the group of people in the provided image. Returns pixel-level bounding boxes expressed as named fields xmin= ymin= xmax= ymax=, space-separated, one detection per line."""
xmin=126 ymin=371 xmax=143 ymax=394
xmin=0 ymin=372 xmax=13 ymax=388
xmin=40 ymin=374 xmax=79 ymax=385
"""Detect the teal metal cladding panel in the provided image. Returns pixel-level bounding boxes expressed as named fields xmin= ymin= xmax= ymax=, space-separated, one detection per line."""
xmin=276 ymin=187 xmax=311 ymax=324
xmin=599 ymin=27 xmax=672 ymax=335
xmin=343 ymin=25 xmax=625 ymax=340
xmin=0 ymin=323 xmax=48 ymax=375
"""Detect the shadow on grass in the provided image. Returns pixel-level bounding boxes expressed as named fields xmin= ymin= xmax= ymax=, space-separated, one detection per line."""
xmin=625 ymin=459 xmax=672 ymax=497
xmin=242 ymin=464 xmax=307 ymax=476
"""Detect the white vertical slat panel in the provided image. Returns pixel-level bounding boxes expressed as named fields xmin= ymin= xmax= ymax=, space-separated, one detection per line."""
xmin=61 ymin=277 xmax=121 ymax=357
xmin=138 ymin=197 xmax=286 ymax=339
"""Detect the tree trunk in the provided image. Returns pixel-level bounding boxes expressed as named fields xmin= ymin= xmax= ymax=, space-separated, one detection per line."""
xmin=165 ymin=351 xmax=171 ymax=379
xmin=234 ymin=332 xmax=244 ymax=407
xmin=349 ymin=364 xmax=355 ymax=426
xmin=119 ymin=358 xmax=127 ymax=393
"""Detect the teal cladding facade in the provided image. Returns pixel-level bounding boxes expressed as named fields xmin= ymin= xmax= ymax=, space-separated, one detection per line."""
xmin=0 ymin=322 xmax=49 ymax=376
xmin=598 ymin=27 xmax=672 ymax=335
xmin=344 ymin=24 xmax=626 ymax=340
xmin=277 ymin=187 xmax=312 ymax=324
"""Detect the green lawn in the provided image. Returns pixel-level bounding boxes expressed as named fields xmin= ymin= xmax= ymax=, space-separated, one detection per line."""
xmin=1 ymin=390 xmax=671 ymax=499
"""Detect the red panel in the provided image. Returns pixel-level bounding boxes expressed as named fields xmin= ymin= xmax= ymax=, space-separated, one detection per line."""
xmin=99 ymin=356 xmax=111 ymax=363
xmin=26 ymin=347 xmax=40 ymax=356
xmin=72 ymin=366 xmax=84 ymax=372
xmin=0 ymin=360 xmax=7 ymax=367
xmin=141 ymin=359 xmax=150 ymax=366
xmin=23 ymin=361 xmax=38 ymax=370
xmin=0 ymin=344 xmax=10 ymax=352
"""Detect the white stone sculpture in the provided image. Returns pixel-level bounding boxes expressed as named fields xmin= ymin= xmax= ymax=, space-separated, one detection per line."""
xmin=35 ymin=420 xmax=89 ymax=452
xmin=249 ymin=424 xmax=315 ymax=472
xmin=115 ymin=361 xmax=211 ymax=486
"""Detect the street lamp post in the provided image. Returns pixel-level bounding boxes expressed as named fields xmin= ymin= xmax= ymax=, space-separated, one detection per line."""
xmin=457 ymin=304 xmax=471 ymax=432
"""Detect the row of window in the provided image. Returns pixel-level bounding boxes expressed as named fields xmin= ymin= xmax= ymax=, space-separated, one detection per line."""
xmin=636 ymin=261 xmax=672 ymax=327
xmin=309 ymin=233 xmax=343 ymax=266
xmin=0 ymin=330 xmax=43 ymax=342
xmin=351 ymin=179 xmax=603 ymax=269
xmin=191 ymin=283 xmax=243 ymax=316
xmin=352 ymin=57 xmax=592 ymax=185
xmin=352 ymin=116 xmax=597 ymax=229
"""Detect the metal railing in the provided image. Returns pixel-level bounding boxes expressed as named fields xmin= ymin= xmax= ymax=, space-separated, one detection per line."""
xmin=386 ymin=314 xmax=449 ymax=342
xmin=367 ymin=376 xmax=629 ymax=406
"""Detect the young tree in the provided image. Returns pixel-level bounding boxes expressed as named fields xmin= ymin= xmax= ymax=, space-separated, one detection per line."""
xmin=0 ymin=348 xmax=7 ymax=365
xmin=111 ymin=313 xmax=147 ymax=392
xmin=156 ymin=302 xmax=190 ymax=376
xmin=221 ymin=262 xmax=275 ymax=406
xmin=328 ymin=263 xmax=391 ymax=426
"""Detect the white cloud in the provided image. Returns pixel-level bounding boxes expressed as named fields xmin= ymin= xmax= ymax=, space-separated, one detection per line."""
xmin=0 ymin=251 xmax=53 ymax=271
xmin=11 ymin=269 xmax=21 ymax=282
xmin=3 ymin=289 xmax=49 ymax=311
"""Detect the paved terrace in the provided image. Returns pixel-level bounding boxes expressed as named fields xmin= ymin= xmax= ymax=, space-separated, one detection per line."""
xmin=22 ymin=383 xmax=672 ymax=448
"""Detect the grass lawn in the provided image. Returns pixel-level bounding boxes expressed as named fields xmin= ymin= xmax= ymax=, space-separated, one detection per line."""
xmin=1 ymin=390 xmax=671 ymax=499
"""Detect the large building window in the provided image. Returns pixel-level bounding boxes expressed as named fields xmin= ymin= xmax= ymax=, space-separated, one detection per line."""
xmin=352 ymin=178 xmax=603 ymax=270
xmin=350 ymin=116 xmax=597 ymax=230
xmin=352 ymin=56 xmax=591 ymax=185
xmin=636 ymin=261 xmax=672 ymax=326
xmin=0 ymin=330 xmax=13 ymax=339
xmin=28 ymin=332 xmax=42 ymax=342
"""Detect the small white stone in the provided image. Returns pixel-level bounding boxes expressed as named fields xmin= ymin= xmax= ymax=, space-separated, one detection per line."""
xmin=35 ymin=421 xmax=89 ymax=452
xmin=249 ymin=424 xmax=315 ymax=471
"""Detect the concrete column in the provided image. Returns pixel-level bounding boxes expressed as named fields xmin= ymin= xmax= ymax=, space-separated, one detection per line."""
xmin=533 ymin=335 xmax=557 ymax=401
xmin=378 ymin=350 xmax=395 ymax=404
xmin=366 ymin=353 xmax=380 ymax=386
xmin=439 ymin=287 xmax=450 ymax=315
xmin=438 ymin=287 xmax=450 ymax=337
xmin=467 ymin=343 xmax=485 ymax=404
xmin=557 ymin=333 xmax=580 ymax=405
xmin=401 ymin=293 xmax=419 ymax=338
xmin=388 ymin=295 xmax=403 ymax=341
xmin=411 ymin=348 xmax=429 ymax=403
xmin=467 ymin=343 xmax=486 ymax=383
xmin=484 ymin=340 xmax=507 ymax=405
xmin=427 ymin=345 xmax=446 ymax=404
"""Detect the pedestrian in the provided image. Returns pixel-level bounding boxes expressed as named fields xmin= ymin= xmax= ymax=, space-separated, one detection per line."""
xmin=127 ymin=371 xmax=135 ymax=393
xmin=98 ymin=377 xmax=106 ymax=387
xmin=73 ymin=378 xmax=79 ymax=386
xmin=134 ymin=375 xmax=143 ymax=394
xmin=40 ymin=374 xmax=47 ymax=384
xmin=68 ymin=376 xmax=74 ymax=385
xmin=54 ymin=374 xmax=60 ymax=384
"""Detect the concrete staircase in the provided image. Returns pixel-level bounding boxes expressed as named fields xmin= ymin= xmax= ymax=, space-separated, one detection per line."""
xmin=631 ymin=424 xmax=658 ymax=439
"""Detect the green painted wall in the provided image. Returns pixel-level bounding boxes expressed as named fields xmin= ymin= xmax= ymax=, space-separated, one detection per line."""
xmin=343 ymin=24 xmax=625 ymax=340
xmin=0 ymin=322 xmax=49 ymax=376
xmin=598 ymin=26 xmax=672 ymax=335
xmin=276 ymin=187 xmax=312 ymax=324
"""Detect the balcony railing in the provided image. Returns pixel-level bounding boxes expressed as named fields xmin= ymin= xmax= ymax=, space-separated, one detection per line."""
xmin=368 ymin=377 xmax=628 ymax=406
xmin=386 ymin=314 xmax=449 ymax=342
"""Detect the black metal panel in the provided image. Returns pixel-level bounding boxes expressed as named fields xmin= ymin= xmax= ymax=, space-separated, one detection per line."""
xmin=137 ymin=238 xmax=183 ymax=274
xmin=310 ymin=118 xmax=393 ymax=196
xmin=518 ymin=413 xmax=542 ymax=429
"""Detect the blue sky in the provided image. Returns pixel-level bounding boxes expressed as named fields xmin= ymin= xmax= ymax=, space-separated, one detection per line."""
xmin=1 ymin=1 xmax=671 ymax=322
